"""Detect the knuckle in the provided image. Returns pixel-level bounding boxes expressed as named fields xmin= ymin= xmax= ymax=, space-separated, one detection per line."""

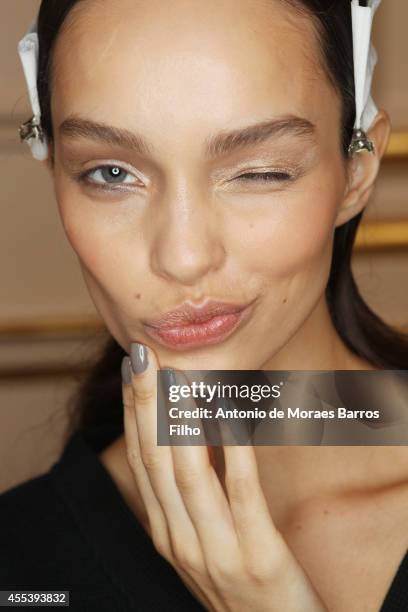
xmin=151 ymin=532 xmax=171 ymax=562
xmin=245 ymin=557 xmax=276 ymax=585
xmin=208 ymin=557 xmax=242 ymax=585
xmin=246 ymin=543 xmax=290 ymax=585
xmin=123 ymin=400 xmax=134 ymax=414
xmin=173 ymin=544 xmax=203 ymax=575
xmin=226 ymin=474 xmax=252 ymax=504
xmin=140 ymin=448 xmax=162 ymax=473
xmin=133 ymin=385 xmax=155 ymax=405
xmin=122 ymin=385 xmax=134 ymax=409
xmin=122 ymin=394 xmax=134 ymax=412
xmin=174 ymin=466 xmax=200 ymax=494
xmin=126 ymin=447 xmax=142 ymax=470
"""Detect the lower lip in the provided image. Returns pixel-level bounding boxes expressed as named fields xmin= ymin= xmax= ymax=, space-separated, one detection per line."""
xmin=144 ymin=306 xmax=252 ymax=350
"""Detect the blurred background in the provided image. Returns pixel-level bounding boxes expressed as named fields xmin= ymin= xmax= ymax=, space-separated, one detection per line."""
xmin=1 ymin=1 xmax=407 ymax=493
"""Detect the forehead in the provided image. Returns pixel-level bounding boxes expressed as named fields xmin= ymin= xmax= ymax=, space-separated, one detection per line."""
xmin=51 ymin=0 xmax=340 ymax=145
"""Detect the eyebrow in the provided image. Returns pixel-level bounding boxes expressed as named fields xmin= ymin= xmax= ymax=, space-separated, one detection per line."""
xmin=58 ymin=114 xmax=316 ymax=159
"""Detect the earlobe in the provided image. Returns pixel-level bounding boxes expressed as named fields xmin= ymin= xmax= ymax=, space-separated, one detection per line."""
xmin=335 ymin=154 xmax=374 ymax=227
xmin=335 ymin=192 xmax=367 ymax=228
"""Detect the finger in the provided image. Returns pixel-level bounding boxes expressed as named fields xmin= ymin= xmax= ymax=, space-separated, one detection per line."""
xmin=122 ymin=357 xmax=172 ymax=561
xmin=167 ymin=368 xmax=242 ymax=577
xmin=127 ymin=344 xmax=208 ymax=575
xmin=219 ymin=409 xmax=288 ymax=568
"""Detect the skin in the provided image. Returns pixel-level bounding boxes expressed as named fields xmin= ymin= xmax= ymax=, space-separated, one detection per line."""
xmin=42 ymin=0 xmax=408 ymax=610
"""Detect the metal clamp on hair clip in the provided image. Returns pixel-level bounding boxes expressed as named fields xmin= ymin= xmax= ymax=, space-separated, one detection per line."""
xmin=18 ymin=114 xmax=48 ymax=161
xmin=19 ymin=115 xmax=45 ymax=144
xmin=348 ymin=128 xmax=375 ymax=156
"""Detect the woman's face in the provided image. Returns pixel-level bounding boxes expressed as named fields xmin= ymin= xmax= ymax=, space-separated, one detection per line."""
xmin=51 ymin=0 xmax=348 ymax=370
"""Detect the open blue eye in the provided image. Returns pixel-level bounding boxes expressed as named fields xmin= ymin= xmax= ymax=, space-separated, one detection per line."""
xmin=84 ymin=165 xmax=138 ymax=186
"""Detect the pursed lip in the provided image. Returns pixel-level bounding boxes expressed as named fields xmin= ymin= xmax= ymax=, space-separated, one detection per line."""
xmin=142 ymin=298 xmax=256 ymax=350
xmin=144 ymin=298 xmax=254 ymax=329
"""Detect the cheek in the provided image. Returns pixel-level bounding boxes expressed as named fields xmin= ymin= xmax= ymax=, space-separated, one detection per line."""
xmin=226 ymin=174 xmax=343 ymax=346
xmin=231 ymin=174 xmax=341 ymax=284
xmin=55 ymin=184 xmax=146 ymax=302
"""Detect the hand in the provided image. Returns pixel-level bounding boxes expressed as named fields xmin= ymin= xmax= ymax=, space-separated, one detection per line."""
xmin=121 ymin=342 xmax=328 ymax=612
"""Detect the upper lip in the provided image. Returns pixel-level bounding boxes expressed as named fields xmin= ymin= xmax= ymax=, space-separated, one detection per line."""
xmin=144 ymin=299 xmax=252 ymax=329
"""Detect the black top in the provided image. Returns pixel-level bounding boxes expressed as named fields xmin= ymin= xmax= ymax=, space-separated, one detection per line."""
xmin=0 ymin=425 xmax=406 ymax=611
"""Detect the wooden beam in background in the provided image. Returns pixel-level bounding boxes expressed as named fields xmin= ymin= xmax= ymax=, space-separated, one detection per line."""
xmin=0 ymin=363 xmax=91 ymax=381
xmin=385 ymin=131 xmax=408 ymax=160
xmin=354 ymin=219 xmax=408 ymax=252
xmin=0 ymin=315 xmax=106 ymax=338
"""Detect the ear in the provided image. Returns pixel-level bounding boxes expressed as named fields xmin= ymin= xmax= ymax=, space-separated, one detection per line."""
xmin=335 ymin=109 xmax=391 ymax=228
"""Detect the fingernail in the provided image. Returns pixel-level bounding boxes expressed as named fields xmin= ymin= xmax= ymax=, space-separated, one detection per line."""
xmin=130 ymin=342 xmax=149 ymax=374
xmin=161 ymin=367 xmax=177 ymax=397
xmin=121 ymin=356 xmax=133 ymax=384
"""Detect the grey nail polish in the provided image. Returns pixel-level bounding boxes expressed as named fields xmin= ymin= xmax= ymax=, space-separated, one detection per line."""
xmin=130 ymin=342 xmax=149 ymax=374
xmin=161 ymin=367 xmax=177 ymax=398
xmin=121 ymin=356 xmax=133 ymax=384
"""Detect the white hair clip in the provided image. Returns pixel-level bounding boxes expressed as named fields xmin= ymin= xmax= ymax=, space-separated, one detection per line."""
xmin=17 ymin=18 xmax=49 ymax=161
xmin=348 ymin=0 xmax=382 ymax=156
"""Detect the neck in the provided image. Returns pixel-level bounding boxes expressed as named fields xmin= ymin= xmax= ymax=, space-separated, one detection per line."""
xmin=254 ymin=444 xmax=408 ymax=525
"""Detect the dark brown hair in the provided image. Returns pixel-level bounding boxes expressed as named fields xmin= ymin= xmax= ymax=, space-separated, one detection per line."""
xmin=34 ymin=0 xmax=408 ymax=443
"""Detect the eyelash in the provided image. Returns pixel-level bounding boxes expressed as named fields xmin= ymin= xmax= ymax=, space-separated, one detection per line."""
xmin=78 ymin=164 xmax=294 ymax=192
xmin=234 ymin=171 xmax=293 ymax=183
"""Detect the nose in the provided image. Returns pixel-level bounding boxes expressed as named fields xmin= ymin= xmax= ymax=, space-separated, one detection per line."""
xmin=150 ymin=182 xmax=226 ymax=286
